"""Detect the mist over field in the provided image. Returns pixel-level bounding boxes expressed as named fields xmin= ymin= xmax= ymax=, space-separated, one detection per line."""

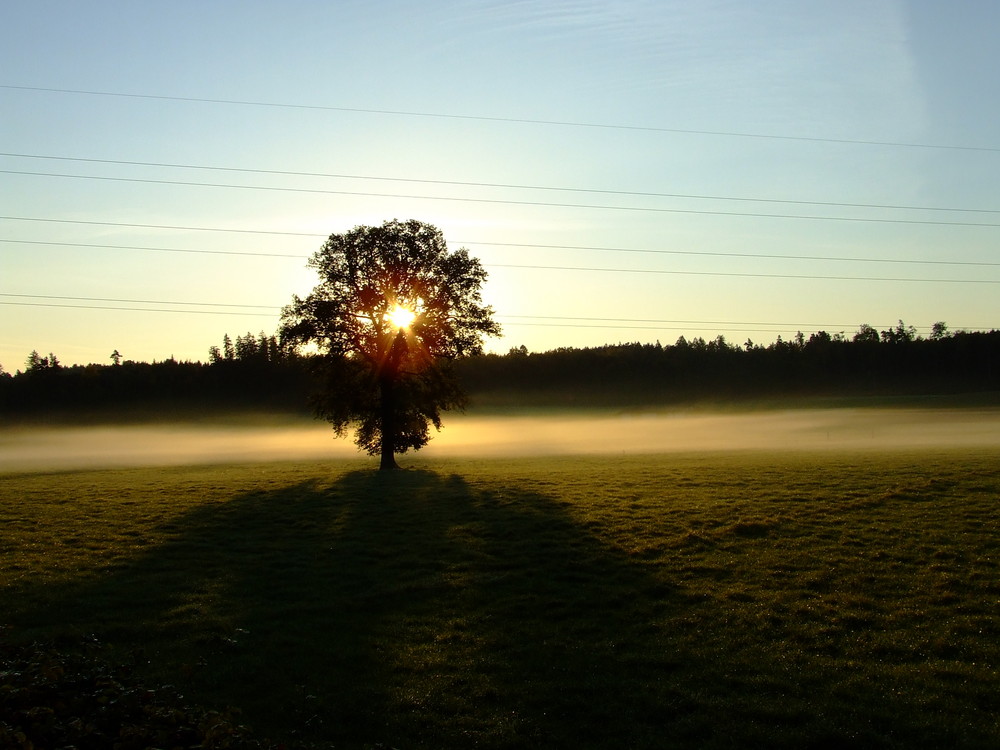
xmin=4 ymin=407 xmax=1000 ymax=472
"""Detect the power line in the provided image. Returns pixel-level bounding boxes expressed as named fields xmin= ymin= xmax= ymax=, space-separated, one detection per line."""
xmin=0 ymin=299 xmax=789 ymax=331
xmin=464 ymin=240 xmax=1000 ymax=268
xmin=0 ymin=301 xmax=275 ymax=317
xmin=501 ymin=321 xmax=793 ymax=333
xmin=7 ymin=169 xmax=1000 ymax=228
xmin=0 ymin=295 xmax=877 ymax=327
xmin=0 ymin=299 xmax=969 ymax=334
xmin=1 ymin=239 xmax=307 ymax=259
xmin=0 ymin=293 xmax=276 ymax=310
xmin=4 ymin=239 xmax=997 ymax=283
xmin=503 ymin=314 xmax=857 ymax=328
xmin=8 ymin=217 xmax=999 ymax=275
xmin=499 ymin=316 xmax=974 ymax=334
xmin=4 ymin=151 xmax=998 ymax=216
xmin=3 ymin=83 xmax=998 ymax=153
xmin=487 ymin=262 xmax=1000 ymax=284
xmin=0 ymin=215 xmax=323 ymax=237
xmin=5 ymin=236 xmax=1000 ymax=270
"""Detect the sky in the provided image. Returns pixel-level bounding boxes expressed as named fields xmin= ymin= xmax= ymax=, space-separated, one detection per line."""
xmin=2 ymin=0 xmax=998 ymax=371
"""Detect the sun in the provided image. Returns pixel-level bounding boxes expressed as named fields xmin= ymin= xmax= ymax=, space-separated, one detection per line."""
xmin=386 ymin=304 xmax=416 ymax=330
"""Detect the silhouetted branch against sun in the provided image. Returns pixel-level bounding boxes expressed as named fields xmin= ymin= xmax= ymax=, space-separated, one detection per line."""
xmin=279 ymin=219 xmax=501 ymax=470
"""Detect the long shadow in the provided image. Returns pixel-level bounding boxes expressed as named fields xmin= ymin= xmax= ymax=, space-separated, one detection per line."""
xmin=5 ymin=468 xmax=692 ymax=748
xmin=5 ymin=466 xmax=991 ymax=749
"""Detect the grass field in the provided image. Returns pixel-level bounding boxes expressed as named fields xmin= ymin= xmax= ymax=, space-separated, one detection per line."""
xmin=2 ymin=450 xmax=999 ymax=748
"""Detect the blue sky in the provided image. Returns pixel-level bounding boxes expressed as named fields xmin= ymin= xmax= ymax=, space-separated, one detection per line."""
xmin=2 ymin=0 xmax=998 ymax=370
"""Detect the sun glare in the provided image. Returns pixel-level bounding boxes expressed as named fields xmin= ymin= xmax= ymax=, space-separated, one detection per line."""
xmin=386 ymin=304 xmax=416 ymax=330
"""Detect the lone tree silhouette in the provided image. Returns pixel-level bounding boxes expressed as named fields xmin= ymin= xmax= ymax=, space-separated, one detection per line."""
xmin=280 ymin=219 xmax=500 ymax=469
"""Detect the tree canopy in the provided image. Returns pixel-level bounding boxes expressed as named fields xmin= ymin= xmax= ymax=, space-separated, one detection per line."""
xmin=280 ymin=219 xmax=500 ymax=468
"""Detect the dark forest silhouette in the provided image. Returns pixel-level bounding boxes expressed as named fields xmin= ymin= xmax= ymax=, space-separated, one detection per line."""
xmin=2 ymin=323 xmax=998 ymax=419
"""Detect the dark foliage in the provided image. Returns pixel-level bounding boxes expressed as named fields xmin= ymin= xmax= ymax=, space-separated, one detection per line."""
xmin=0 ymin=334 xmax=315 ymax=420
xmin=2 ymin=324 xmax=998 ymax=420
xmin=308 ymin=353 xmax=468 ymax=455
xmin=280 ymin=219 xmax=500 ymax=468
xmin=456 ymin=327 xmax=1000 ymax=406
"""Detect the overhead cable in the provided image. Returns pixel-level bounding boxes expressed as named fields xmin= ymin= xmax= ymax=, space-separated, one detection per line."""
xmin=2 ymin=83 xmax=997 ymax=153
xmin=0 ymin=300 xmax=273 ymax=317
xmin=2 ymin=151 xmax=998 ymax=215
xmin=0 ymin=299 xmax=965 ymax=334
xmin=0 ymin=215 xmax=322 ymax=237
xmin=5 ymin=169 xmax=1000 ymax=228
xmin=1 ymin=238 xmax=306 ymax=259
xmin=0 ymin=294 xmax=982 ymax=332
xmin=0 ymin=292 xmax=275 ymax=309
xmin=487 ymin=262 xmax=1000 ymax=284
xmin=4 ymin=237 xmax=1000 ymax=269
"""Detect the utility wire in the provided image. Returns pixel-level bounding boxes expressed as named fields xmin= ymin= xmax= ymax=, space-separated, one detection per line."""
xmin=0 ymin=298 xmax=960 ymax=333
xmin=0 ymin=294 xmax=885 ymax=327
xmin=5 ymin=237 xmax=1000 ymax=269
xmin=497 ymin=321 xmax=799 ymax=332
xmin=3 ymin=239 xmax=996 ymax=283
xmin=3 ymin=84 xmax=998 ymax=153
xmin=0 ymin=215 xmax=323 ymax=237
xmin=464 ymin=240 xmax=1000 ymax=268
xmin=0 ymin=301 xmax=274 ymax=317
xmin=3 ymin=151 xmax=998 ymax=215
xmin=487 ymin=262 xmax=1000 ymax=284
xmin=505 ymin=314 xmax=849 ymax=328
xmin=0 ymin=293 xmax=275 ymax=310
xmin=0 ymin=299 xmax=790 ymax=331
xmin=1 ymin=239 xmax=307 ymax=259
xmin=0 ymin=294 xmax=982 ymax=330
xmin=18 ymin=216 xmax=995 ymax=277
xmin=6 ymin=169 xmax=1000 ymax=228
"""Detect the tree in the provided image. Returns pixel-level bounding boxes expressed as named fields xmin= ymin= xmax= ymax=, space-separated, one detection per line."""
xmin=280 ymin=219 xmax=501 ymax=469
xmin=881 ymin=320 xmax=917 ymax=344
xmin=853 ymin=324 xmax=879 ymax=344
xmin=26 ymin=350 xmax=46 ymax=372
xmin=25 ymin=350 xmax=59 ymax=372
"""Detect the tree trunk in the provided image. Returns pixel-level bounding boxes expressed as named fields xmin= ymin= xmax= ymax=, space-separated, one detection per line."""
xmin=379 ymin=376 xmax=399 ymax=470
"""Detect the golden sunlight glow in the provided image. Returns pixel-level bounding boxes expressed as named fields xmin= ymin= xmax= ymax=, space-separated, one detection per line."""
xmin=386 ymin=304 xmax=416 ymax=330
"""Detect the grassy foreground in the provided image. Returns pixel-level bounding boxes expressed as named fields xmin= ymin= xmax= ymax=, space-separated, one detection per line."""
xmin=2 ymin=450 xmax=999 ymax=748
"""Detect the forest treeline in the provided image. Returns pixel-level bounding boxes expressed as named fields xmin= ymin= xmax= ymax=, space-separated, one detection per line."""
xmin=460 ymin=324 xmax=1000 ymax=406
xmin=1 ymin=333 xmax=314 ymax=419
xmin=2 ymin=323 xmax=998 ymax=419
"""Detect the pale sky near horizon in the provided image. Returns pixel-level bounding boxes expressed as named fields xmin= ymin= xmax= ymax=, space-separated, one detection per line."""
xmin=2 ymin=0 xmax=998 ymax=371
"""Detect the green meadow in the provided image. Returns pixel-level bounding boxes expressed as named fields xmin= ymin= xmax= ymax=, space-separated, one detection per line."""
xmin=2 ymin=450 xmax=999 ymax=748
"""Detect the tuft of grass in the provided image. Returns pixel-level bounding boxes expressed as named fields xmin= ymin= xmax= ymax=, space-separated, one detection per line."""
xmin=2 ymin=450 xmax=999 ymax=748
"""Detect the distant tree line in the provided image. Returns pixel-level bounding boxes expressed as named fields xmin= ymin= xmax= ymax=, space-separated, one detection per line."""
xmin=456 ymin=322 xmax=1000 ymax=407
xmin=0 ymin=332 xmax=314 ymax=419
xmin=1 ymin=322 xmax=998 ymax=419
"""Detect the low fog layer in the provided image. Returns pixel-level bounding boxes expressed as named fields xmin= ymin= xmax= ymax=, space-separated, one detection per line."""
xmin=4 ymin=408 xmax=1000 ymax=473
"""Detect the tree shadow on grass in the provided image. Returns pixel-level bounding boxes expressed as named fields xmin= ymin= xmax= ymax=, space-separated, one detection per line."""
xmin=6 ymin=466 xmax=995 ymax=749
xmin=5 ymin=468 xmax=691 ymax=748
